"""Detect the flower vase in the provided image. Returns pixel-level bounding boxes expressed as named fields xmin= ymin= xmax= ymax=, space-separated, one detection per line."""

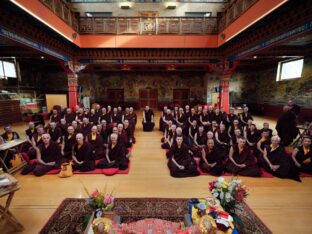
xmin=102 ymin=211 xmax=116 ymax=220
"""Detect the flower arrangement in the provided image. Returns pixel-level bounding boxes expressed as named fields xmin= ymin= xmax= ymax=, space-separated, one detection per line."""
xmin=208 ymin=177 xmax=248 ymax=213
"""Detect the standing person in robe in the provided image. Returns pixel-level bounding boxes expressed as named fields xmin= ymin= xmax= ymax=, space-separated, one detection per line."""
xmin=188 ymin=120 xmax=198 ymax=148
xmin=225 ymin=138 xmax=262 ymax=177
xmin=124 ymin=120 xmax=135 ymax=144
xmin=100 ymin=108 xmax=112 ymax=125
xmin=47 ymin=122 xmax=62 ymax=144
xmin=175 ymin=108 xmax=186 ymax=129
xmin=72 ymin=133 xmax=95 ymax=172
xmin=260 ymin=136 xmax=300 ymax=181
xmin=245 ymin=124 xmax=259 ymax=149
xmin=142 ymin=106 xmax=155 ymax=132
xmin=240 ymin=107 xmax=253 ymax=126
xmin=159 ymin=106 xmax=168 ymax=132
xmin=22 ymin=134 xmax=61 ymax=176
xmin=1 ymin=125 xmax=20 ymax=142
xmin=258 ymin=122 xmax=273 ymax=138
xmin=167 ymin=136 xmax=199 ymax=178
xmin=86 ymin=126 xmax=104 ymax=160
xmin=200 ymin=108 xmax=210 ymax=132
xmin=276 ymin=105 xmax=299 ymax=146
xmin=89 ymin=109 xmax=99 ymax=125
xmin=65 ymin=108 xmax=76 ymax=124
xmin=193 ymin=126 xmax=207 ymax=157
xmin=199 ymin=139 xmax=225 ymax=176
xmin=49 ymin=109 xmax=61 ymax=124
xmin=61 ymin=126 xmax=76 ymax=161
xmin=97 ymin=133 xmax=129 ymax=171
xmin=215 ymin=124 xmax=230 ymax=157
xmin=112 ymin=108 xmax=122 ymax=126
xmin=292 ymin=136 xmax=312 ymax=174
xmin=80 ymin=118 xmax=92 ymax=136
xmin=162 ymin=125 xmax=177 ymax=149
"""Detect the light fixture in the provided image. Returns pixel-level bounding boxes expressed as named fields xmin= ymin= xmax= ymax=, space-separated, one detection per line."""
xmin=253 ymin=56 xmax=257 ymax=59
xmin=167 ymin=5 xmax=176 ymax=9
xmin=120 ymin=4 xmax=131 ymax=9
xmin=85 ymin=13 xmax=92 ymax=17
xmin=41 ymin=56 xmax=45 ymax=59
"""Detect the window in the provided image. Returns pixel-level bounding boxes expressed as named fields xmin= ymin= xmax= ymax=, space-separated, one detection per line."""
xmin=0 ymin=60 xmax=17 ymax=79
xmin=85 ymin=12 xmax=112 ymax=17
xmin=185 ymin=12 xmax=212 ymax=17
xmin=276 ymin=58 xmax=304 ymax=81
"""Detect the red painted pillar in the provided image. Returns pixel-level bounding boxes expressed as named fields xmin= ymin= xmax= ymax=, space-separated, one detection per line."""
xmin=219 ymin=75 xmax=230 ymax=113
xmin=67 ymin=73 xmax=78 ymax=109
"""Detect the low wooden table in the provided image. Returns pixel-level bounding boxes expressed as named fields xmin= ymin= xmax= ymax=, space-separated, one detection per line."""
xmin=0 ymin=139 xmax=27 ymax=174
xmin=0 ymin=174 xmax=24 ymax=232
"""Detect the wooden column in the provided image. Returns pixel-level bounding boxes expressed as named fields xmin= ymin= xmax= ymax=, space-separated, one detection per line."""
xmin=219 ymin=75 xmax=230 ymax=113
xmin=67 ymin=73 xmax=78 ymax=109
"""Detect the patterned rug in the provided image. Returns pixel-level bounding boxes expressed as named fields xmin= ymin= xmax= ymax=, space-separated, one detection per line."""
xmin=40 ymin=198 xmax=272 ymax=234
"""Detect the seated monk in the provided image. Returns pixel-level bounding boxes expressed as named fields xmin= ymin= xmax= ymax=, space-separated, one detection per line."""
xmin=245 ymin=123 xmax=259 ymax=149
xmin=225 ymin=138 xmax=262 ymax=177
xmin=258 ymin=122 xmax=273 ymax=138
xmin=61 ymin=126 xmax=76 ymax=161
xmin=86 ymin=126 xmax=105 ymax=160
xmin=124 ymin=120 xmax=135 ymax=144
xmin=215 ymin=124 xmax=230 ymax=156
xmin=159 ymin=106 xmax=168 ymax=132
xmin=26 ymin=126 xmax=45 ymax=160
xmin=22 ymin=134 xmax=61 ymax=176
xmin=97 ymin=133 xmax=129 ymax=171
xmin=58 ymin=119 xmax=68 ymax=137
xmin=192 ymin=126 xmax=207 ymax=157
xmin=65 ymin=108 xmax=76 ymax=124
xmin=231 ymin=129 xmax=243 ymax=146
xmin=89 ymin=109 xmax=99 ymax=125
xmin=47 ymin=122 xmax=62 ymax=144
xmin=199 ymin=139 xmax=225 ymax=176
xmin=112 ymin=108 xmax=122 ymax=126
xmin=161 ymin=124 xmax=177 ymax=150
xmin=188 ymin=120 xmax=198 ymax=148
xmin=117 ymin=123 xmax=132 ymax=149
xmin=260 ymin=136 xmax=300 ymax=181
xmin=80 ymin=117 xmax=92 ymax=136
xmin=22 ymin=121 xmax=37 ymax=152
xmin=49 ymin=109 xmax=61 ymax=124
xmin=142 ymin=106 xmax=155 ymax=132
xmin=292 ymin=136 xmax=312 ymax=174
xmin=100 ymin=120 xmax=111 ymax=148
xmin=167 ymin=136 xmax=199 ymax=178
xmin=254 ymin=131 xmax=271 ymax=161
xmin=72 ymin=133 xmax=95 ymax=172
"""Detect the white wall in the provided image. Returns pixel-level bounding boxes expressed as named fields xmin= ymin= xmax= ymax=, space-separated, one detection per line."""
xmin=71 ymin=3 xmax=225 ymax=17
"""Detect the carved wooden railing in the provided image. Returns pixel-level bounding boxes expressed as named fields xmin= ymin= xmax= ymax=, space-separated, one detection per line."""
xmin=79 ymin=17 xmax=219 ymax=34
xmin=219 ymin=0 xmax=258 ymax=31
xmin=39 ymin=0 xmax=79 ymax=31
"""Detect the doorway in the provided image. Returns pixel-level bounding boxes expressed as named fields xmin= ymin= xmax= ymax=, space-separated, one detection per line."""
xmin=173 ymin=89 xmax=190 ymax=107
xmin=139 ymin=88 xmax=158 ymax=108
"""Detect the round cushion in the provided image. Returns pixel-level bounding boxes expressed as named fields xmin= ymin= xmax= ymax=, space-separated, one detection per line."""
xmin=102 ymin=167 xmax=119 ymax=176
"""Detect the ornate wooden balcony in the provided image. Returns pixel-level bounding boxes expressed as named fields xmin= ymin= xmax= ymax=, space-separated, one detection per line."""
xmin=79 ymin=17 xmax=219 ymax=34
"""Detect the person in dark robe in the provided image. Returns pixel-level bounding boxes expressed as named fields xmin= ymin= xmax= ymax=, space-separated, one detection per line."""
xmin=1 ymin=125 xmax=20 ymax=142
xmin=188 ymin=120 xmax=198 ymax=148
xmin=97 ymin=133 xmax=129 ymax=170
xmin=276 ymin=105 xmax=299 ymax=146
xmin=193 ymin=126 xmax=208 ymax=157
xmin=227 ymin=107 xmax=238 ymax=127
xmin=89 ymin=109 xmax=99 ymax=125
xmin=100 ymin=108 xmax=112 ymax=125
xmin=142 ymin=106 xmax=155 ymax=132
xmin=254 ymin=131 xmax=270 ymax=161
xmin=292 ymin=136 xmax=312 ymax=174
xmin=210 ymin=121 xmax=219 ymax=135
xmin=245 ymin=123 xmax=259 ymax=149
xmin=220 ymin=107 xmax=228 ymax=125
xmin=59 ymin=105 xmax=66 ymax=119
xmin=240 ymin=107 xmax=253 ymax=127
xmin=175 ymin=108 xmax=186 ymax=129
xmin=228 ymin=119 xmax=243 ymax=139
xmin=94 ymin=104 xmax=101 ymax=118
xmin=213 ymin=108 xmax=223 ymax=125
xmin=49 ymin=109 xmax=61 ymax=124
xmin=71 ymin=121 xmax=82 ymax=134
xmin=173 ymin=106 xmax=179 ymax=119
xmin=75 ymin=108 xmax=85 ymax=125
xmin=161 ymin=124 xmax=177 ymax=150
xmin=86 ymin=126 xmax=104 ymax=160
xmin=117 ymin=123 xmax=132 ymax=149
xmin=288 ymin=100 xmax=301 ymax=116
xmin=184 ymin=105 xmax=191 ymax=128
xmin=199 ymin=139 xmax=225 ymax=176
xmin=23 ymin=122 xmax=37 ymax=152
xmin=25 ymin=126 xmax=45 ymax=160
xmin=207 ymin=131 xmax=215 ymax=142
xmin=225 ymin=138 xmax=262 ymax=177
xmin=258 ymin=122 xmax=273 ymax=138
xmin=72 ymin=133 xmax=95 ymax=172
xmin=188 ymin=108 xmax=198 ymax=128
xmin=159 ymin=106 xmax=168 ymax=132
xmin=80 ymin=117 xmax=92 ymax=136
xmin=65 ymin=108 xmax=76 ymax=124
xmin=231 ymin=129 xmax=243 ymax=146
xmin=100 ymin=120 xmax=111 ymax=148
xmin=196 ymin=106 xmax=203 ymax=121
xmin=200 ymin=108 xmax=210 ymax=132
xmin=124 ymin=120 xmax=135 ymax=144
xmin=215 ymin=124 xmax=230 ymax=157
xmin=61 ymin=126 xmax=76 ymax=161
xmin=122 ymin=108 xmax=134 ymax=131
xmin=22 ymin=134 xmax=61 ymax=176
xmin=167 ymin=136 xmax=199 ymax=178
xmin=163 ymin=109 xmax=174 ymax=132
xmin=207 ymin=106 xmax=215 ymax=123
xmin=47 ymin=122 xmax=62 ymax=144
xmin=260 ymin=136 xmax=300 ymax=181
xmin=58 ymin=119 xmax=68 ymax=137
xmin=129 ymin=107 xmax=137 ymax=131
xmin=112 ymin=108 xmax=122 ymax=126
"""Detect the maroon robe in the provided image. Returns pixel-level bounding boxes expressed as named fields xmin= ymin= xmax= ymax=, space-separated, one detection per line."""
xmin=97 ymin=142 xmax=129 ymax=170
xmin=72 ymin=142 xmax=95 ymax=172
xmin=47 ymin=128 xmax=62 ymax=143
xmin=65 ymin=112 xmax=76 ymax=124
xmin=199 ymin=146 xmax=225 ymax=176
xmin=167 ymin=143 xmax=199 ymax=178
xmin=226 ymin=145 xmax=261 ymax=177
xmin=80 ymin=123 xmax=92 ymax=136
xmin=295 ymin=146 xmax=312 ymax=174
xmin=87 ymin=133 xmax=105 ymax=160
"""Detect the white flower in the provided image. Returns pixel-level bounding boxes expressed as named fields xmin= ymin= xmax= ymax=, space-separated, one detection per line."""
xmin=220 ymin=191 xmax=224 ymax=200
xmin=225 ymin=192 xmax=231 ymax=199
xmin=218 ymin=177 xmax=225 ymax=183
xmin=213 ymin=192 xmax=219 ymax=198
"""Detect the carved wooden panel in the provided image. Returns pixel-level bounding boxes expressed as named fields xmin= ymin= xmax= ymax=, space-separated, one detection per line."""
xmin=167 ymin=18 xmax=180 ymax=34
xmin=79 ymin=18 xmax=94 ymax=34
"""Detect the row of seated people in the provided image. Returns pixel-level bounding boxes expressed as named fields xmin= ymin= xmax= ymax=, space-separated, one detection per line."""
xmin=159 ymin=105 xmax=253 ymax=133
xmin=49 ymin=105 xmax=137 ymax=129
xmin=163 ymin=126 xmax=312 ymax=181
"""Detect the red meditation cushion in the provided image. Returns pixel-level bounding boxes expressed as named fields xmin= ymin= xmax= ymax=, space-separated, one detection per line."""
xmin=102 ymin=167 xmax=119 ymax=176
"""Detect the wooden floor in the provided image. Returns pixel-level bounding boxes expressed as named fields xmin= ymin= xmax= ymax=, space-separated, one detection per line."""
xmin=1 ymin=112 xmax=312 ymax=234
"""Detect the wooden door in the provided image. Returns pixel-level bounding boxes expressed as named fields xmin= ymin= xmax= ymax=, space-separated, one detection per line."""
xmin=173 ymin=89 xmax=190 ymax=107
xmin=107 ymin=89 xmax=124 ymax=107
xmin=139 ymin=88 xmax=158 ymax=108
